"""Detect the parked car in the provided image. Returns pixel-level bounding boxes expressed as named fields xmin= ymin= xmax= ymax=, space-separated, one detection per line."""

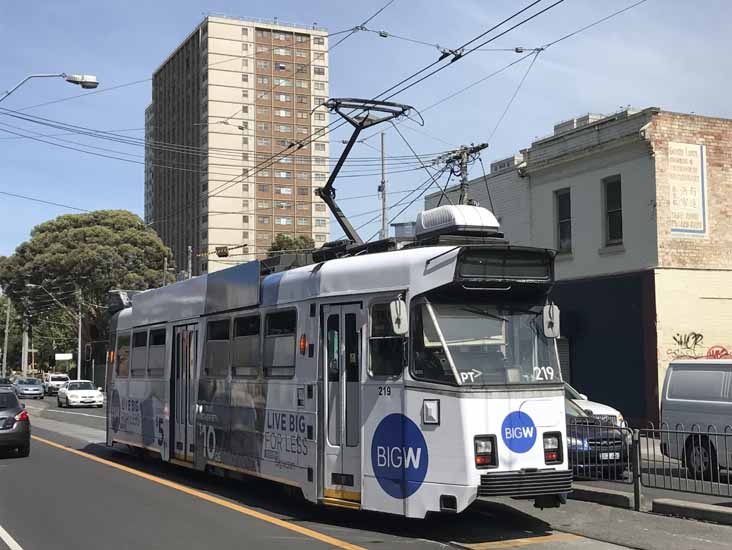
xmin=565 ymin=382 xmax=627 ymax=427
xmin=566 ymin=398 xmax=628 ymax=479
xmin=0 ymin=377 xmax=13 ymax=391
xmin=0 ymin=388 xmax=30 ymax=457
xmin=13 ymin=378 xmax=44 ymax=399
xmin=43 ymin=373 xmax=70 ymax=396
xmin=57 ymin=380 xmax=104 ymax=408
xmin=660 ymin=359 xmax=732 ymax=480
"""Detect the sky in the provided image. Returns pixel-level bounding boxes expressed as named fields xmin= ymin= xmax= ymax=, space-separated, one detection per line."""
xmin=1 ymin=0 xmax=730 ymax=258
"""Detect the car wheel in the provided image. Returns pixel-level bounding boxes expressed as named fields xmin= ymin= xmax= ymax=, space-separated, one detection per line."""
xmin=17 ymin=443 xmax=30 ymax=458
xmin=40 ymin=396 xmax=44 ymax=400
xmin=685 ymin=435 xmax=719 ymax=481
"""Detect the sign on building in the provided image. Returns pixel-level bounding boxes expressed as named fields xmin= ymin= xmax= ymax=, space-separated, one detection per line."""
xmin=55 ymin=353 xmax=73 ymax=361
xmin=669 ymin=142 xmax=707 ymax=235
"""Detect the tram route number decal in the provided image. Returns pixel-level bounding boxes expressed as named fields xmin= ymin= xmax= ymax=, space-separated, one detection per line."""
xmin=199 ymin=424 xmax=217 ymax=460
xmin=533 ymin=366 xmax=556 ymax=381
xmin=377 ymin=386 xmax=392 ymax=396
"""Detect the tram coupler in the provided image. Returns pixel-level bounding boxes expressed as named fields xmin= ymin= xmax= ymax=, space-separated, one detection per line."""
xmin=533 ymin=493 xmax=566 ymax=509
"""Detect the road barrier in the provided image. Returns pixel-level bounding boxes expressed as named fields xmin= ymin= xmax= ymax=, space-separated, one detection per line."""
xmin=566 ymin=423 xmax=633 ymax=485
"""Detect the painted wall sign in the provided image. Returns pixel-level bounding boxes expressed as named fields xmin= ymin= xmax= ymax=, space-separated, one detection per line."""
xmin=501 ymin=411 xmax=537 ymax=453
xmin=668 ymin=142 xmax=707 ymax=235
xmin=371 ymin=413 xmax=428 ymax=499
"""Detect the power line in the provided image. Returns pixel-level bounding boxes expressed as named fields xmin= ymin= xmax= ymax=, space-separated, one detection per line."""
xmin=0 ymin=191 xmax=90 ymax=212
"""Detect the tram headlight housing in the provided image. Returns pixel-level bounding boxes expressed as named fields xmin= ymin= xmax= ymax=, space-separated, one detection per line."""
xmin=474 ymin=435 xmax=497 ymax=468
xmin=543 ymin=432 xmax=563 ymax=464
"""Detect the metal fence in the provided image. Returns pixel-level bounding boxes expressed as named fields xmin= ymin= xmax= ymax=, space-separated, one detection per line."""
xmin=568 ymin=423 xmax=732 ymax=509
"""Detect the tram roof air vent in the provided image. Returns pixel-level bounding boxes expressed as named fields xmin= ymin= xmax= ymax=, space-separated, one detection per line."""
xmin=415 ymin=205 xmax=501 ymax=241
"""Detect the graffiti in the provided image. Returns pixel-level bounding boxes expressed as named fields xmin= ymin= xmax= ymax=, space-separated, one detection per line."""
xmin=667 ymin=332 xmax=704 ymax=358
xmin=667 ymin=332 xmax=732 ymax=360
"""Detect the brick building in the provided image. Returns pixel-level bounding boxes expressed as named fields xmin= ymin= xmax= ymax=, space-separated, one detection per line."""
xmin=425 ymin=107 xmax=732 ymax=426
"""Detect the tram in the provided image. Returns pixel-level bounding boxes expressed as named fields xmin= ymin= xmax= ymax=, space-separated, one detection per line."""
xmin=106 ymin=204 xmax=570 ymax=518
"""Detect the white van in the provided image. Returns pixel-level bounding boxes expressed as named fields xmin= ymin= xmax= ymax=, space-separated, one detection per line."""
xmin=43 ymin=373 xmax=70 ymax=396
xmin=660 ymin=360 xmax=732 ymax=479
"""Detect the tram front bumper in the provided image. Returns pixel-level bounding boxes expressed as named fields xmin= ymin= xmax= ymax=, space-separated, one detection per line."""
xmin=477 ymin=469 xmax=572 ymax=499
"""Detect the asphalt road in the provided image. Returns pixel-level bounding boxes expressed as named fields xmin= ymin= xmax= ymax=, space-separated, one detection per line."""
xmin=2 ymin=398 xmax=732 ymax=550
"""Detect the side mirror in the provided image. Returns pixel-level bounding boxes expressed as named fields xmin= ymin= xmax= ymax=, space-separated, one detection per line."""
xmin=389 ymin=298 xmax=408 ymax=336
xmin=542 ymin=304 xmax=560 ymax=338
xmin=579 ymin=393 xmax=588 ymax=401
xmin=98 ymin=387 xmax=103 ymax=392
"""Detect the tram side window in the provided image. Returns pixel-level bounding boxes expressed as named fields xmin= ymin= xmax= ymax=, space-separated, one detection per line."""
xmin=205 ymin=319 xmax=231 ymax=377
xmin=130 ymin=331 xmax=148 ymax=378
xmin=369 ymin=303 xmax=404 ymax=377
xmin=264 ymin=310 xmax=296 ymax=378
xmin=148 ymin=329 xmax=166 ymax=378
xmin=116 ymin=333 xmax=130 ymax=378
xmin=232 ymin=315 xmax=261 ymax=377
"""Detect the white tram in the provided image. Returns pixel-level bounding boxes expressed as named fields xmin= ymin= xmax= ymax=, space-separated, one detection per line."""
xmin=106 ymin=205 xmax=570 ymax=518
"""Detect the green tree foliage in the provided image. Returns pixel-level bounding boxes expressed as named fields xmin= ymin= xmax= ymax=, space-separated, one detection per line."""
xmin=0 ymin=210 xmax=174 ymax=367
xmin=267 ymin=234 xmax=315 ymax=257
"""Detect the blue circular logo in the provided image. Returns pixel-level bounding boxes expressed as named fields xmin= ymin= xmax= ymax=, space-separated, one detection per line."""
xmin=501 ymin=411 xmax=537 ymax=453
xmin=371 ymin=414 xmax=428 ymax=499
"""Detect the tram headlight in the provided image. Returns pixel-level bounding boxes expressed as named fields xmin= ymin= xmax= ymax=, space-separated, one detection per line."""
xmin=474 ymin=435 xmax=497 ymax=468
xmin=543 ymin=432 xmax=563 ymax=464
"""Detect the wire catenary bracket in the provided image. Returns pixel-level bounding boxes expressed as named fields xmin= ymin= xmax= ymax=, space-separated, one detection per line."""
xmin=315 ymin=98 xmax=413 ymax=245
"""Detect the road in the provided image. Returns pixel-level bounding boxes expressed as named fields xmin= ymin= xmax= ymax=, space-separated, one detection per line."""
xmin=2 ymin=399 xmax=732 ymax=550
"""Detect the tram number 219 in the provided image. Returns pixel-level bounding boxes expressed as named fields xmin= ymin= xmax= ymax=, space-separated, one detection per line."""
xmin=533 ymin=366 xmax=556 ymax=381
xmin=377 ymin=386 xmax=392 ymax=397
xmin=199 ymin=424 xmax=217 ymax=460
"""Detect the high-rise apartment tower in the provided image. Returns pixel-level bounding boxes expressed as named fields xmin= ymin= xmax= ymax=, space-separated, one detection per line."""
xmin=145 ymin=15 xmax=331 ymax=274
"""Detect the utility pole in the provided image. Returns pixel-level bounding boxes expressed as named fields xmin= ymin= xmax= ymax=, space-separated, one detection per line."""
xmin=2 ymin=298 xmax=10 ymax=377
xmin=162 ymin=256 xmax=168 ymax=287
xmin=187 ymin=246 xmax=193 ymax=279
xmin=21 ymin=321 xmax=28 ymax=376
xmin=379 ymin=132 xmax=388 ymax=240
xmin=77 ymin=288 xmax=82 ymax=380
xmin=442 ymin=143 xmax=489 ymax=205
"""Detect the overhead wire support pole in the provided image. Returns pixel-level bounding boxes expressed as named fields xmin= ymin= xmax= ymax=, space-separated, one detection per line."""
xmin=2 ymin=298 xmax=9 ymax=377
xmin=380 ymin=132 xmax=387 ymax=240
xmin=315 ymin=98 xmax=413 ymax=245
xmin=441 ymin=143 xmax=489 ymax=205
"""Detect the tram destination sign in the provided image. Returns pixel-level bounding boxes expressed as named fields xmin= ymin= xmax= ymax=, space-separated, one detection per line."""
xmin=456 ymin=247 xmax=553 ymax=282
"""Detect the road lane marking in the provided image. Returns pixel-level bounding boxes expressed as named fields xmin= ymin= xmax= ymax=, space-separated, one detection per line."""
xmin=31 ymin=435 xmax=365 ymax=550
xmin=0 ymin=524 xmax=24 ymax=550
xmin=25 ymin=405 xmax=105 ymax=419
xmin=458 ymin=533 xmax=580 ymax=549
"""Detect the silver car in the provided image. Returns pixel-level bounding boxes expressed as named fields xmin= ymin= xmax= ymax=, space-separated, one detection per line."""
xmin=13 ymin=378 xmax=44 ymax=400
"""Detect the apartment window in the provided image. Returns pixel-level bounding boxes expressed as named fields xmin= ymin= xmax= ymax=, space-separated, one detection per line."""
xmin=604 ymin=176 xmax=623 ymax=245
xmin=275 ymin=93 xmax=291 ymax=101
xmin=256 ymin=106 xmax=269 ymax=116
xmin=294 ymin=64 xmax=307 ymax=74
xmin=242 ymin=137 xmax=249 ymax=146
xmin=555 ymin=189 xmax=572 ymax=253
xmin=242 ymin=200 xmax=249 ymax=208
xmin=297 ymin=202 xmax=309 ymax=211
xmin=314 ymin=143 xmax=326 ymax=152
xmin=256 ymin=76 xmax=270 ymax=85
xmin=276 ymin=124 xmax=292 ymax=132
xmin=242 ymin=59 xmax=249 ymax=68
xmin=279 ymin=156 xmax=293 ymax=164
xmin=275 ymin=217 xmax=292 ymax=225
xmin=296 ymin=95 xmax=307 ymax=105
xmin=315 ymin=204 xmax=326 ymax=212
xmin=296 ymin=172 xmax=309 ymax=181
xmin=260 ymin=169 xmax=270 ymax=177
xmin=295 ymin=156 xmax=308 ymax=165
xmin=297 ymin=187 xmax=309 ymax=196
xmin=240 ymin=121 xmax=249 ymax=130
xmin=256 ymin=45 xmax=268 ymax=53
xmin=242 ymin=153 xmax=249 ymax=161
xmin=241 ymin=43 xmax=249 ymax=51
xmin=241 ymin=74 xmax=249 ymax=82
xmin=315 ymin=234 xmax=326 ymax=242
xmin=258 ymin=184 xmax=269 ymax=193
xmin=313 ymin=172 xmax=327 ymax=181
xmin=256 ymin=60 xmax=271 ymax=70
xmin=258 ymin=200 xmax=271 ymax=208
xmin=242 ymin=215 xmax=249 ymax=224
xmin=258 ymin=216 xmax=270 ymax=224
xmin=295 ymin=49 xmax=307 ymax=58
xmin=315 ymin=218 xmax=327 ymax=227
xmin=257 ymin=233 xmax=271 ymax=241
xmin=242 ymin=184 xmax=249 ymax=192
xmin=296 ymin=126 xmax=308 ymax=135
xmin=276 ymin=201 xmax=292 ymax=210
xmin=314 ymin=112 xmax=326 ymax=122
xmin=275 ymin=171 xmax=292 ymax=179
xmin=276 ymin=186 xmax=293 ymax=195
xmin=257 ymin=91 xmax=270 ymax=100
xmin=273 ymin=32 xmax=288 ymax=41
xmin=241 ymin=89 xmax=249 ymax=99
xmin=314 ymin=96 xmax=326 ymax=105
xmin=256 ymin=29 xmax=270 ymax=39
xmin=313 ymin=37 xmax=325 ymax=46
xmin=241 ymin=28 xmax=249 ymax=36
xmin=313 ymin=156 xmax=326 ymax=165
xmin=314 ymin=82 xmax=325 ymax=91
xmin=275 ymin=62 xmax=288 ymax=71
xmin=297 ymin=217 xmax=309 ymax=226
xmin=313 ymin=67 xmax=325 ymax=76
xmin=275 ymin=109 xmax=291 ymax=117
xmin=242 ymin=231 xmax=249 ymax=240
xmin=296 ymin=80 xmax=308 ymax=89
xmin=274 ymin=47 xmax=292 ymax=56
xmin=295 ymin=34 xmax=308 ymax=43
xmin=276 ymin=139 xmax=290 ymax=147
xmin=256 ymin=137 xmax=271 ymax=146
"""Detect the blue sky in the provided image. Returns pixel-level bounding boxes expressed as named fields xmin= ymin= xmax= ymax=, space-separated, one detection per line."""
xmin=1 ymin=0 xmax=730 ymax=257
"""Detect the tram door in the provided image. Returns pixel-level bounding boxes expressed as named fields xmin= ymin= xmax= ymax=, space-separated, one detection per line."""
xmin=171 ymin=325 xmax=197 ymax=462
xmin=322 ymin=304 xmax=363 ymax=502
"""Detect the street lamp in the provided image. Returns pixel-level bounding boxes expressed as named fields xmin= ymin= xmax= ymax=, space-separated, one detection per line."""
xmin=25 ymin=283 xmax=83 ymax=380
xmin=0 ymin=73 xmax=99 ymax=104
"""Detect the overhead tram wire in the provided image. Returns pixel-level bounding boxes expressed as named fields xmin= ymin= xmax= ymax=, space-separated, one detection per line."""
xmin=0 ymin=190 xmax=90 ymax=212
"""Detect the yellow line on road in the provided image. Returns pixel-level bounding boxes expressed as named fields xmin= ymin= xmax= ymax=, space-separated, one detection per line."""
xmin=31 ymin=435 xmax=365 ymax=550
xmin=460 ymin=533 xmax=580 ymax=549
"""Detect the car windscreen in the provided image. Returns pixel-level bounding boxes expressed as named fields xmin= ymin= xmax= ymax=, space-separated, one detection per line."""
xmin=19 ymin=379 xmax=41 ymax=385
xmin=0 ymin=392 xmax=19 ymax=410
xmin=0 ymin=378 xmax=11 ymax=385
xmin=68 ymin=382 xmax=95 ymax=391
xmin=51 ymin=376 xmax=69 ymax=382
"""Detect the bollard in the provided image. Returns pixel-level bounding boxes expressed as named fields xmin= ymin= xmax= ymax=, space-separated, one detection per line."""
xmin=631 ymin=429 xmax=642 ymax=511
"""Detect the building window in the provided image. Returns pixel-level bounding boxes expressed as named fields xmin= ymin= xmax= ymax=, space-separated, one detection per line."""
xmin=241 ymin=27 xmax=249 ymax=36
xmin=256 ymin=29 xmax=270 ymax=39
xmin=276 ymin=186 xmax=293 ymax=195
xmin=275 ymin=171 xmax=292 ymax=179
xmin=296 ymin=79 xmax=308 ymax=89
xmin=555 ymin=189 xmax=571 ymax=253
xmin=242 ymin=153 xmax=249 ymax=161
xmin=242 ymin=137 xmax=249 ymax=145
xmin=258 ymin=200 xmax=270 ymax=208
xmin=604 ymin=176 xmax=623 ymax=245
xmin=276 ymin=201 xmax=292 ymax=210
xmin=273 ymin=31 xmax=288 ymax=41
xmin=314 ymin=82 xmax=325 ymax=91
xmin=242 ymin=215 xmax=249 ymax=224
xmin=242 ymin=184 xmax=249 ymax=192
xmin=295 ymin=49 xmax=307 ymax=58
xmin=313 ymin=67 xmax=325 ymax=76
xmin=294 ymin=64 xmax=307 ymax=74
xmin=315 ymin=204 xmax=326 ymax=212
xmin=276 ymin=124 xmax=292 ymax=132
xmin=275 ymin=109 xmax=291 ymax=117
xmin=242 ymin=89 xmax=249 ymax=99
xmin=240 ymin=121 xmax=249 ymax=130
xmin=256 ymin=76 xmax=270 ymax=85
xmin=257 ymin=91 xmax=270 ymax=100
xmin=275 ymin=62 xmax=288 ymax=72
xmin=313 ymin=172 xmax=327 ymax=181
xmin=242 ymin=200 xmax=249 ymax=208
xmin=256 ymin=60 xmax=271 ymax=70
xmin=259 ymin=169 xmax=270 ymax=177
xmin=314 ymin=112 xmax=325 ymax=121
xmin=295 ymin=34 xmax=308 ymax=43
xmin=256 ymin=45 xmax=268 ymax=53
xmin=315 ymin=218 xmax=327 ymax=227
xmin=296 ymin=202 xmax=309 ymax=211
xmin=258 ymin=216 xmax=270 ymax=224
xmin=296 ymin=126 xmax=308 ymax=135
xmin=297 ymin=187 xmax=309 ymax=196
xmin=256 ymin=137 xmax=271 ymax=146
xmin=313 ymin=37 xmax=325 ymax=46
xmin=241 ymin=74 xmax=249 ymax=82
xmin=275 ymin=217 xmax=292 ymax=225
xmin=241 ymin=43 xmax=249 ymax=52
xmin=314 ymin=143 xmax=326 ymax=152
xmin=258 ymin=184 xmax=269 ymax=193
xmin=274 ymin=47 xmax=292 ymax=56
xmin=242 ymin=231 xmax=249 ymax=239
xmin=279 ymin=157 xmax=293 ymax=164
xmin=275 ymin=93 xmax=291 ymax=101
xmin=297 ymin=217 xmax=309 ymax=226
xmin=315 ymin=234 xmax=326 ymax=242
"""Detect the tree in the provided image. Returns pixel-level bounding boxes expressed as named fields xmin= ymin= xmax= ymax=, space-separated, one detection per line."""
xmin=267 ymin=234 xmax=315 ymax=257
xmin=0 ymin=210 xmax=174 ymax=371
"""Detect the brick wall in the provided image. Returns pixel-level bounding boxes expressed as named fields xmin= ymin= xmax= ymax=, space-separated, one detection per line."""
xmin=650 ymin=111 xmax=732 ymax=268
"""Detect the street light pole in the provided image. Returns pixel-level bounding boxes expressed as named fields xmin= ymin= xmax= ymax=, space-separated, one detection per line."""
xmin=2 ymin=298 xmax=10 ymax=377
xmin=0 ymin=73 xmax=99 ymax=104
